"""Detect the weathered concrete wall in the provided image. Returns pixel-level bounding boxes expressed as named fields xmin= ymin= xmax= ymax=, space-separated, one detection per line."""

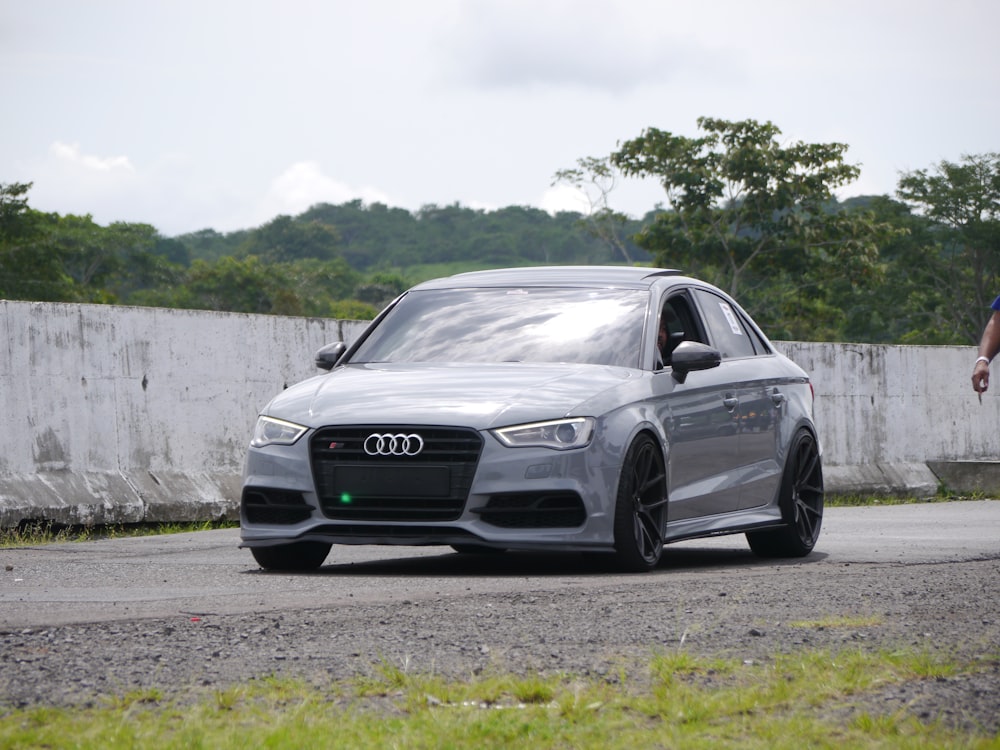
xmin=1 ymin=300 xmax=995 ymax=527
xmin=775 ymin=342 xmax=998 ymax=497
xmin=0 ymin=300 xmax=367 ymax=527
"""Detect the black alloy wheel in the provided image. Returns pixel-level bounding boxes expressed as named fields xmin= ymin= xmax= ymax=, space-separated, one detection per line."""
xmin=612 ymin=434 xmax=668 ymax=572
xmin=747 ymin=428 xmax=824 ymax=557
xmin=250 ymin=541 xmax=332 ymax=571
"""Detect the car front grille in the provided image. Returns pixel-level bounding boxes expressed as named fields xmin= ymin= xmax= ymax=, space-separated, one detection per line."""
xmin=242 ymin=487 xmax=313 ymax=525
xmin=310 ymin=426 xmax=483 ymax=521
xmin=472 ymin=491 xmax=586 ymax=528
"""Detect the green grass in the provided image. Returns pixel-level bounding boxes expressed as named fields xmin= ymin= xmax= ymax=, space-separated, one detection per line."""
xmin=789 ymin=614 xmax=886 ymax=630
xmin=1 ymin=649 xmax=996 ymax=748
xmin=825 ymin=491 xmax=989 ymax=507
xmin=0 ymin=519 xmax=238 ymax=548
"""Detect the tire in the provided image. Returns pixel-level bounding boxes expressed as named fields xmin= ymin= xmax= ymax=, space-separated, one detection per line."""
xmin=747 ymin=428 xmax=824 ymax=558
xmin=250 ymin=541 xmax=332 ymax=571
xmin=611 ymin=434 xmax=668 ymax=572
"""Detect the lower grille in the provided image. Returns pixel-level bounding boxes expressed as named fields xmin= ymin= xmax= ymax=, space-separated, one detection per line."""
xmin=473 ymin=492 xmax=586 ymax=528
xmin=311 ymin=426 xmax=483 ymax=522
xmin=309 ymin=524 xmax=482 ymax=544
xmin=242 ymin=488 xmax=313 ymax=525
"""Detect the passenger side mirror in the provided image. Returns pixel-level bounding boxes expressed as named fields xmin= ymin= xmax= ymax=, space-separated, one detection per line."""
xmin=315 ymin=341 xmax=347 ymax=371
xmin=670 ymin=341 xmax=721 ymax=383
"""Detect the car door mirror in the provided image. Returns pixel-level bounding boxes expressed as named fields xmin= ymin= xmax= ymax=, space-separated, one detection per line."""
xmin=670 ymin=341 xmax=721 ymax=383
xmin=315 ymin=341 xmax=347 ymax=371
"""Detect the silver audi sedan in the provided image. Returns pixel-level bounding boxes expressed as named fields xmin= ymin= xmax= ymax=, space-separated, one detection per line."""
xmin=240 ymin=266 xmax=823 ymax=572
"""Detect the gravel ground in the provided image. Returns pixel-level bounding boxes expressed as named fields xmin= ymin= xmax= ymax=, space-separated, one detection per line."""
xmin=2 ymin=553 xmax=999 ymax=734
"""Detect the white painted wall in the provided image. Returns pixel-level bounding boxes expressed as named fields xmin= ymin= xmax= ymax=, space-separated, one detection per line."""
xmin=775 ymin=342 xmax=993 ymax=463
xmin=775 ymin=341 xmax=996 ymax=494
xmin=0 ymin=301 xmax=367 ymax=526
xmin=0 ymin=300 xmax=993 ymax=526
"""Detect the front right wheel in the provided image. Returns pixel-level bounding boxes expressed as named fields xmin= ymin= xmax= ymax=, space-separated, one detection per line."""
xmin=747 ymin=428 xmax=824 ymax=557
xmin=611 ymin=434 xmax=668 ymax=572
xmin=250 ymin=541 xmax=332 ymax=571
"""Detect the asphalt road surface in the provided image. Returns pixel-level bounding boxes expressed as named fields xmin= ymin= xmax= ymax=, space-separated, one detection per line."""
xmin=1 ymin=501 xmax=999 ymax=729
xmin=2 ymin=501 xmax=998 ymax=629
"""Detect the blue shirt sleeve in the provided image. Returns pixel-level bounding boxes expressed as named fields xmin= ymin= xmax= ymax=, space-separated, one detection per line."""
xmin=992 ymin=295 xmax=1000 ymax=311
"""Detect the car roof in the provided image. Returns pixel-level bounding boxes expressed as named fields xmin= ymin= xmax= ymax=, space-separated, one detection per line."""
xmin=412 ymin=265 xmax=684 ymax=291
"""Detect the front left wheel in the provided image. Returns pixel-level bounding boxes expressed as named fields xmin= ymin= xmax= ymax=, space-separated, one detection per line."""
xmin=611 ymin=434 xmax=668 ymax=572
xmin=250 ymin=541 xmax=332 ymax=571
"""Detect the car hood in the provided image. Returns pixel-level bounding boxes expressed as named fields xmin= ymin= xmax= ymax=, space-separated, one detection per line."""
xmin=263 ymin=362 xmax=638 ymax=430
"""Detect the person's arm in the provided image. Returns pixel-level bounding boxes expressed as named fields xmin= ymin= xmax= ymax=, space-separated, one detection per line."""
xmin=972 ymin=310 xmax=1000 ymax=393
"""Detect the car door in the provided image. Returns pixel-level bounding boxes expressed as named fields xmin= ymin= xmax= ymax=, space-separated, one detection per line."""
xmin=654 ymin=291 xmax=742 ymax=520
xmin=690 ymin=288 xmax=782 ymax=510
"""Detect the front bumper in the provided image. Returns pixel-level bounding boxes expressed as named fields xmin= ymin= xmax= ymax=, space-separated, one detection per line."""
xmin=239 ymin=426 xmax=619 ymax=553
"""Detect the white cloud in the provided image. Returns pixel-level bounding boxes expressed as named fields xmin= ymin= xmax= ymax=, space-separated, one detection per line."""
xmin=49 ymin=141 xmax=134 ymax=173
xmin=257 ymin=162 xmax=393 ymax=222
xmin=3 ymin=1 xmax=998 ymax=237
xmin=444 ymin=3 xmax=706 ymax=92
xmin=25 ymin=141 xmax=143 ymax=225
xmin=539 ymin=184 xmax=589 ymax=216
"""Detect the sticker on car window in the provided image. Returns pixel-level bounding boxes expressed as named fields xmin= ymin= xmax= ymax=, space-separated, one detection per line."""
xmin=718 ymin=302 xmax=743 ymax=335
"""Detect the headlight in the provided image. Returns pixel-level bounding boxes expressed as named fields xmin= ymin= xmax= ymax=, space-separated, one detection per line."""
xmin=492 ymin=417 xmax=595 ymax=451
xmin=251 ymin=416 xmax=309 ymax=447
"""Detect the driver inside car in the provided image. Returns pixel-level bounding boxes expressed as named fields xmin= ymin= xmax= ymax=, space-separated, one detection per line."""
xmin=657 ymin=304 xmax=685 ymax=367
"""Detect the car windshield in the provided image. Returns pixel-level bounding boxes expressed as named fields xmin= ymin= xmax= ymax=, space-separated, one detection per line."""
xmin=349 ymin=287 xmax=649 ymax=367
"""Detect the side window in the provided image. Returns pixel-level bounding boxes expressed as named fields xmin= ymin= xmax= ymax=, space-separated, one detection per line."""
xmin=656 ymin=293 xmax=705 ymax=367
xmin=741 ymin=316 xmax=771 ymax=356
xmin=692 ymin=289 xmax=757 ymax=359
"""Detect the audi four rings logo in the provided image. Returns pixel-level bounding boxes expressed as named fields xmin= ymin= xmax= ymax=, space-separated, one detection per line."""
xmin=363 ymin=433 xmax=425 ymax=456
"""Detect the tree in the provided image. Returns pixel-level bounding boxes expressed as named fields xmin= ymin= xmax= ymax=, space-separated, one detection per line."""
xmin=0 ymin=181 xmax=35 ymax=240
xmin=608 ymin=118 xmax=884 ymax=301
xmin=152 ymin=236 xmax=191 ymax=266
xmin=175 ymin=228 xmax=249 ymax=262
xmin=896 ymin=153 xmax=1000 ymax=343
xmin=156 ymin=256 xmax=282 ymax=314
xmin=353 ymin=271 xmax=408 ymax=310
xmin=275 ymin=258 xmax=361 ymax=317
xmin=55 ymin=216 xmax=159 ymax=289
xmin=133 ymin=255 xmax=363 ymax=317
xmin=0 ymin=182 xmax=77 ymax=301
xmin=552 ymin=156 xmax=639 ymax=264
xmin=240 ymin=215 xmax=341 ymax=263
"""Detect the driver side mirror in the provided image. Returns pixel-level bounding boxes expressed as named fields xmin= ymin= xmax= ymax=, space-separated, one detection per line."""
xmin=315 ymin=341 xmax=347 ymax=371
xmin=670 ymin=341 xmax=721 ymax=384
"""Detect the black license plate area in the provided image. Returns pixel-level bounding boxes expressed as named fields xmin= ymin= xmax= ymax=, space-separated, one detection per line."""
xmin=334 ymin=466 xmax=451 ymax=497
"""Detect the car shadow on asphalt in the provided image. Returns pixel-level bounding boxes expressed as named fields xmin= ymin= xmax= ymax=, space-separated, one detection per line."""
xmin=248 ymin=545 xmax=828 ymax=578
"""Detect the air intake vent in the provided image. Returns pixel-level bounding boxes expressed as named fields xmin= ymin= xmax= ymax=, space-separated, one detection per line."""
xmin=473 ymin=492 xmax=586 ymax=528
xmin=242 ymin=487 xmax=313 ymax=525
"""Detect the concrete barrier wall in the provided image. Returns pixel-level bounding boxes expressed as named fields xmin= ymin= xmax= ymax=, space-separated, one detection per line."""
xmin=0 ymin=300 xmax=368 ymax=527
xmin=1 ymin=300 xmax=995 ymax=527
xmin=774 ymin=342 xmax=998 ymax=497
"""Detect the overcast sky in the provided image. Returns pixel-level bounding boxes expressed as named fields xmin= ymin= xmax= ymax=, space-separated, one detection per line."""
xmin=3 ymin=0 xmax=998 ymax=237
